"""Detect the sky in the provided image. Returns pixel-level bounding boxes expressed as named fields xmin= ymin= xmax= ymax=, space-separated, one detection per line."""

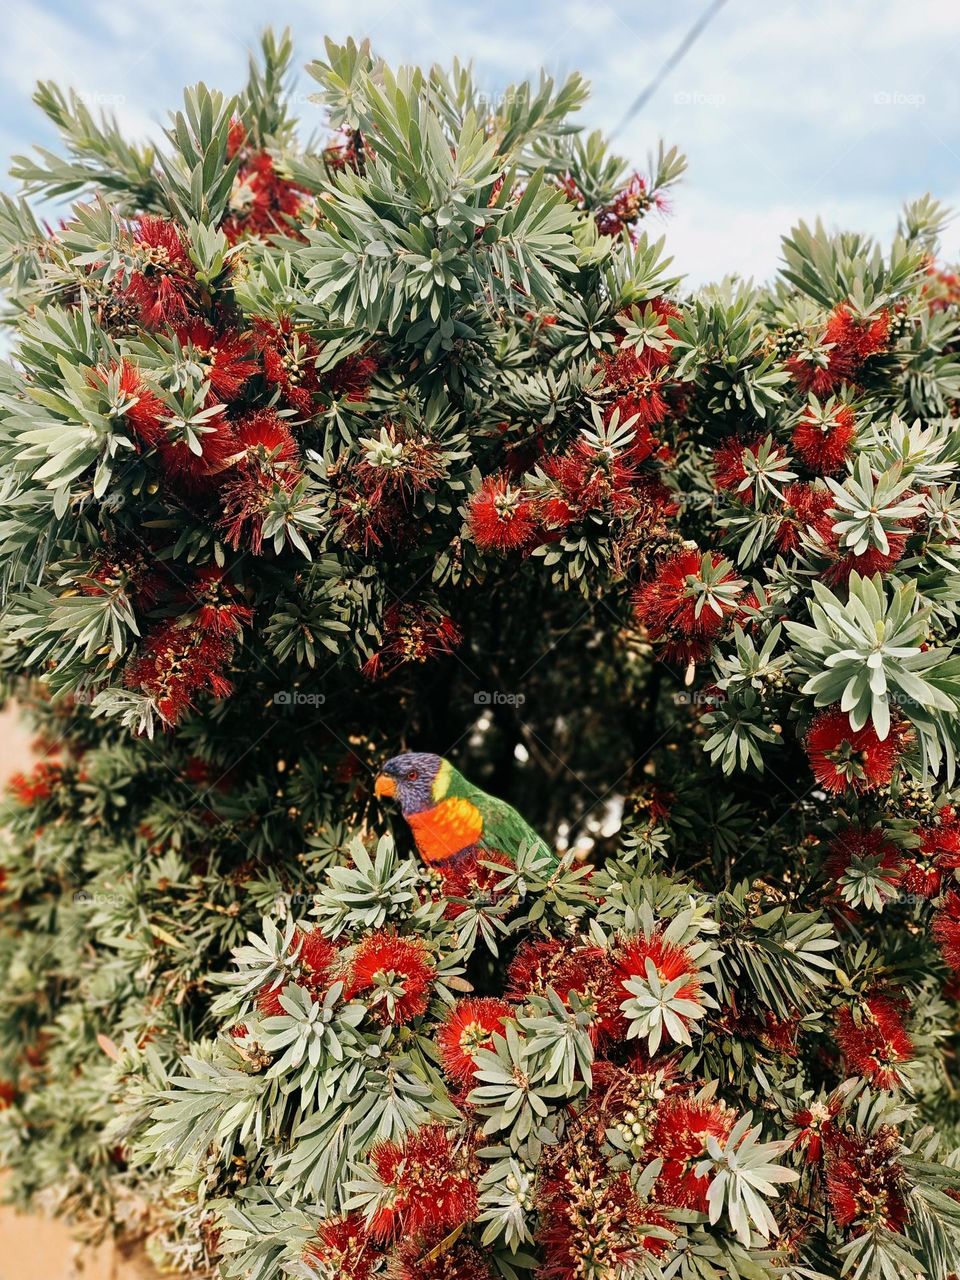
xmin=4 ymin=0 xmax=960 ymax=285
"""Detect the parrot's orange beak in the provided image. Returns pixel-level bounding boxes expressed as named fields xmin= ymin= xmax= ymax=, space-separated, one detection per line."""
xmin=374 ymin=773 xmax=396 ymax=799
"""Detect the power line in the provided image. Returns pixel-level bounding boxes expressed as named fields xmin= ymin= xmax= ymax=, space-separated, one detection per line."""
xmin=610 ymin=0 xmax=730 ymax=138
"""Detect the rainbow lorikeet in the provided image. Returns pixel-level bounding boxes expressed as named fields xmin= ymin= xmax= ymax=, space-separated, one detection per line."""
xmin=374 ymin=752 xmax=555 ymax=869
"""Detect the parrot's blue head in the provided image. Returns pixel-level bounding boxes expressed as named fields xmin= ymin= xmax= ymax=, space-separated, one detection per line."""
xmin=374 ymin=752 xmax=446 ymax=816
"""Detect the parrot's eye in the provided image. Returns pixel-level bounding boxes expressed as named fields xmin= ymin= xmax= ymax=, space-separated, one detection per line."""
xmin=407 ymin=769 xmax=419 ymax=781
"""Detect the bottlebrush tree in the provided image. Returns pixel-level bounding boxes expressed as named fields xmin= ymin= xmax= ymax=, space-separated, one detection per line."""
xmin=4 ymin=26 xmax=960 ymax=1280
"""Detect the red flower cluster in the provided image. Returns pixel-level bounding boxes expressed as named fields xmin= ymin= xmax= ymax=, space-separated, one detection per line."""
xmin=615 ymin=932 xmax=707 ymax=1040
xmin=775 ymin=483 xmax=833 ymax=554
xmin=189 ymin=567 xmax=253 ymax=637
xmin=367 ymin=1124 xmax=477 ymax=1242
xmin=124 ymin=619 xmax=235 ymax=726
xmin=252 ymin=316 xmax=324 ymax=417
xmin=174 ymin=319 xmax=258 ymax=401
xmin=825 ymin=1125 xmax=907 ymax=1235
xmin=437 ymin=997 xmax=512 ymax=1083
xmin=650 ymin=1095 xmax=734 ymax=1210
xmin=712 ymin=435 xmax=764 ymax=497
xmin=902 ymin=806 xmax=960 ymax=898
xmin=792 ymin=402 xmax=856 ymax=474
xmin=786 ymin=304 xmax=890 ymax=397
xmin=791 ymin=1095 xmax=841 ymax=1164
xmin=633 ymin=548 xmax=742 ymax=664
xmin=333 ymin=428 xmax=448 ymax=555
xmin=361 ymin=602 xmax=462 ymax=680
xmin=304 ymin=1213 xmax=379 ymax=1280
xmin=804 ymin=707 xmax=907 ymax=794
xmin=218 ymin=410 xmax=303 ymax=552
xmin=933 ymin=890 xmax=960 ymax=971
xmin=123 ymin=216 xmax=196 ymax=329
xmin=595 ymin=173 xmax=667 ymax=238
xmin=602 ymin=301 xmax=681 ymax=432
xmin=348 ymin=931 xmax=435 ymax=1023
xmin=435 ymin=850 xmax=513 ymax=921
xmin=391 ymin=1238 xmax=493 ymax=1280
xmin=834 ymin=994 xmax=913 ymax=1089
xmin=8 ymin=761 xmax=63 ymax=806
xmin=468 ymin=474 xmax=538 ymax=553
xmin=825 ymin=826 xmax=902 ymax=893
xmin=222 ymin=120 xmax=306 ymax=244
xmin=255 ymin=927 xmax=341 ymax=1018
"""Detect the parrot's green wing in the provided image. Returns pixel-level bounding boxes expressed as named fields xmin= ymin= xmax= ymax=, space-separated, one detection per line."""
xmin=458 ymin=777 xmax=556 ymax=868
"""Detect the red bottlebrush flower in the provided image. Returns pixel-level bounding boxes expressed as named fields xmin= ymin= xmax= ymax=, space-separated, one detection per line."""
xmin=541 ymin=437 xmax=642 ymax=519
xmin=123 ymin=215 xmax=194 ymax=328
xmin=361 ymin=602 xmax=462 ymax=681
xmin=173 ymin=319 xmax=258 ymax=401
xmin=189 ymin=566 xmax=252 ymax=637
xmin=82 ymin=547 xmax=166 ymax=609
xmin=712 ymin=436 xmax=761 ymax=497
xmin=824 ymin=827 xmax=902 ymax=887
xmin=255 ymin=981 xmax=290 ymax=1018
xmin=0 ymin=1081 xmax=16 ymax=1110
xmin=325 ymin=351 xmax=378 ymax=403
xmin=825 ymin=1126 xmax=907 ymax=1234
xmin=835 ymin=995 xmax=913 ymax=1089
xmin=350 ymin=932 xmax=435 ymax=1023
xmin=633 ymin=548 xmax=743 ymax=664
xmin=9 ymin=761 xmax=62 ymax=806
xmin=231 ymin=408 xmax=300 ymax=468
xmin=221 ymin=122 xmax=306 ymax=244
xmin=437 ymin=850 xmax=513 ymax=921
xmin=775 ymin=483 xmax=834 ymax=554
xmin=252 ymin=316 xmax=322 ymax=416
xmin=124 ymin=620 xmax=235 ymax=725
xmin=437 ymin=997 xmax=512 ymax=1083
xmin=805 ymin=707 xmax=907 ymax=794
xmin=366 ymin=1125 xmax=477 ymax=1243
xmin=218 ymin=410 xmax=303 ymax=553
xmin=824 ymin=531 xmax=909 ymax=585
xmin=506 ymin=938 xmax=567 ymax=1001
xmin=90 ymin=359 xmax=167 ymax=447
xmin=391 ymin=1237 xmax=493 ymax=1280
xmin=304 ymin=1213 xmax=379 ymax=1280
xmin=468 ymin=475 xmax=538 ymax=552
xmin=614 ymin=933 xmax=706 ymax=1040
xmin=791 ymin=1097 xmax=841 ymax=1165
xmin=786 ymin=306 xmax=889 ymax=396
xmin=601 ymin=304 xmax=679 ymax=430
xmin=293 ymin=927 xmax=338 ymax=990
xmin=648 ymin=1095 xmax=734 ymax=1210
xmin=934 ymin=890 xmax=960 ymax=970
xmin=904 ymin=806 xmax=960 ymax=898
xmin=792 ymin=403 xmax=856 ymax=474
xmin=549 ymin=945 xmax=623 ymax=1044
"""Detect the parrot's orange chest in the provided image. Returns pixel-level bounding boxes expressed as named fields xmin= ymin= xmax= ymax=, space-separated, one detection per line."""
xmin=408 ymin=797 xmax=484 ymax=864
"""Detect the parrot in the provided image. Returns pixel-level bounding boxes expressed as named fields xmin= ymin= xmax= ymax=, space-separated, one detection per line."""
xmin=373 ymin=752 xmax=556 ymax=870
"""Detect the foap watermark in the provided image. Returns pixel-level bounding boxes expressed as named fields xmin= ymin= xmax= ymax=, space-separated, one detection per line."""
xmin=673 ymin=689 xmax=727 ymax=707
xmin=475 ymin=690 xmax=526 ymax=707
xmin=673 ymin=89 xmax=726 ymax=108
xmin=273 ymin=690 xmax=326 ymax=708
xmin=874 ymin=90 xmax=925 ymax=108
xmin=76 ymin=90 xmax=126 ymax=107
xmin=73 ymin=890 xmax=123 ymax=907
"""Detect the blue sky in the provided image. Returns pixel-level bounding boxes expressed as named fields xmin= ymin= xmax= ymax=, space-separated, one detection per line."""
xmin=5 ymin=0 xmax=960 ymax=284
